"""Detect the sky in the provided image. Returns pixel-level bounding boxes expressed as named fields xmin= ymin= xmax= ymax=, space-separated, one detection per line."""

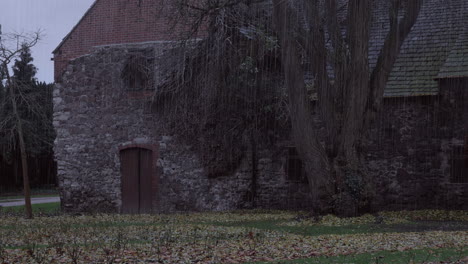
xmin=0 ymin=0 xmax=95 ymax=83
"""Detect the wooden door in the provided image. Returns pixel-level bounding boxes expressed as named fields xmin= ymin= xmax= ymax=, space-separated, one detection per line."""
xmin=139 ymin=149 xmax=153 ymax=213
xmin=120 ymin=148 xmax=153 ymax=213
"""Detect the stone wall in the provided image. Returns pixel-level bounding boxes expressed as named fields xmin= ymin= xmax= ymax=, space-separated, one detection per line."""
xmin=156 ymin=137 xmax=312 ymax=212
xmin=54 ymin=42 xmax=467 ymax=214
xmin=54 ymin=43 xmax=311 ymax=213
xmin=365 ymin=80 xmax=467 ymax=211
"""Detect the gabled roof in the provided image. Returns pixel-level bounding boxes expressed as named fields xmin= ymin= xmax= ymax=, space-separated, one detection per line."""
xmin=52 ymin=0 xmax=100 ymax=54
xmin=318 ymin=0 xmax=467 ymax=98
xmin=437 ymin=29 xmax=468 ymax=79
xmin=379 ymin=0 xmax=467 ymax=97
xmin=55 ymin=0 xmax=467 ymax=97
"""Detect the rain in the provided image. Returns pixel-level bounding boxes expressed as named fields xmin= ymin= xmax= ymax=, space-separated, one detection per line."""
xmin=0 ymin=0 xmax=466 ymax=263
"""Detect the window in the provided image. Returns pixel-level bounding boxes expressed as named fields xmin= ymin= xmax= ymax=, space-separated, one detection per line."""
xmin=285 ymin=147 xmax=308 ymax=183
xmin=121 ymin=54 xmax=154 ymax=91
xmin=450 ymin=144 xmax=468 ymax=183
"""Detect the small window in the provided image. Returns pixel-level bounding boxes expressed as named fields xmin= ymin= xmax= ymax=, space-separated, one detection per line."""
xmin=285 ymin=147 xmax=308 ymax=183
xmin=450 ymin=144 xmax=468 ymax=183
xmin=121 ymin=54 xmax=153 ymax=91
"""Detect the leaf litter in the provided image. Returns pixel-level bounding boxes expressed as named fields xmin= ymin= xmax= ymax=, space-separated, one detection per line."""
xmin=0 ymin=210 xmax=466 ymax=263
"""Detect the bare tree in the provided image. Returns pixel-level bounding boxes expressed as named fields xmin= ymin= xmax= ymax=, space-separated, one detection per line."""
xmin=0 ymin=31 xmax=42 ymax=219
xmin=155 ymin=0 xmax=287 ymax=184
xmin=157 ymin=0 xmax=423 ymax=215
xmin=272 ymin=0 xmax=423 ymax=215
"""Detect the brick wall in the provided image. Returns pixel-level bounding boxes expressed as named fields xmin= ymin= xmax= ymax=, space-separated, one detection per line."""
xmin=53 ymin=0 xmax=201 ymax=82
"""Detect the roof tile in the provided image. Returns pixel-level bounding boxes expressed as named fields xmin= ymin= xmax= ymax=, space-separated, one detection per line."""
xmin=375 ymin=0 xmax=468 ymax=97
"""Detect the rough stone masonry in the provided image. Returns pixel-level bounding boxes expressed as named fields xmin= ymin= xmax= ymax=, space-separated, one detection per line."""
xmin=54 ymin=42 xmax=467 ymax=213
xmin=53 ymin=42 xmax=311 ymax=213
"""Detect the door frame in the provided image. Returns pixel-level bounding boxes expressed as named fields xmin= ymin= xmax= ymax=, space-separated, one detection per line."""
xmin=118 ymin=143 xmax=159 ymax=213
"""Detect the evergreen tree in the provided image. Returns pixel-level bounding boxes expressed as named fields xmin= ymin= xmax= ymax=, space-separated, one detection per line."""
xmin=11 ymin=43 xmax=54 ymax=156
xmin=0 ymin=67 xmax=4 ymax=105
xmin=12 ymin=44 xmax=37 ymax=84
xmin=0 ymin=63 xmax=8 ymax=155
xmin=0 ymin=63 xmax=6 ymax=98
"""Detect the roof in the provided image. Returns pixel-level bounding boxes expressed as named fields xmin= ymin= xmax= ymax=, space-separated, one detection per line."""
xmin=55 ymin=0 xmax=467 ymax=97
xmin=313 ymin=0 xmax=467 ymax=98
xmin=52 ymin=0 xmax=100 ymax=54
xmin=436 ymin=29 xmax=468 ymax=79
xmin=380 ymin=0 xmax=468 ymax=97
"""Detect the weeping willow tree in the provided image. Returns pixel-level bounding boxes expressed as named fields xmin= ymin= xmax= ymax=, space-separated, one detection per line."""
xmin=155 ymin=0 xmax=288 ymax=184
xmin=272 ymin=0 xmax=423 ymax=215
xmin=157 ymin=0 xmax=423 ymax=215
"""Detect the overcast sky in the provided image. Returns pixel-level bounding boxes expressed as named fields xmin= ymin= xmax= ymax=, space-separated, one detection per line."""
xmin=0 ymin=0 xmax=95 ymax=83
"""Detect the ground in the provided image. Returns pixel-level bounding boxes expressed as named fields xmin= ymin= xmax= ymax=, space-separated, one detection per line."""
xmin=0 ymin=189 xmax=59 ymax=211
xmin=0 ymin=208 xmax=467 ymax=263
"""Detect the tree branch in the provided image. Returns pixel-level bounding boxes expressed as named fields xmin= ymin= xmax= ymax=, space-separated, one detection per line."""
xmin=367 ymin=0 xmax=423 ymax=113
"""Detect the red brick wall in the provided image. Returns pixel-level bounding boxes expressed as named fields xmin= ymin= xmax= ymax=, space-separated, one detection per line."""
xmin=54 ymin=0 xmax=201 ymax=82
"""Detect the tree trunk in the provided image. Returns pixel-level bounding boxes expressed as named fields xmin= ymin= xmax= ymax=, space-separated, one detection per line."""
xmin=273 ymin=0 xmax=333 ymax=214
xmin=17 ymin=121 xmax=33 ymax=219
xmin=5 ymin=68 xmax=33 ymax=219
xmin=250 ymin=132 xmax=257 ymax=207
xmin=340 ymin=0 xmax=371 ymax=164
xmin=272 ymin=0 xmax=423 ymax=216
xmin=13 ymin=155 xmax=19 ymax=187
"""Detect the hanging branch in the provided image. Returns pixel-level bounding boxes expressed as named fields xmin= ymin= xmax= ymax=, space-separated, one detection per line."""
xmin=153 ymin=0 xmax=287 ymax=178
xmin=367 ymin=0 xmax=424 ymax=114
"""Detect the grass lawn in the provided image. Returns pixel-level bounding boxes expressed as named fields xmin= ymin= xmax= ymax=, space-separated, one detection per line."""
xmin=0 ymin=210 xmax=466 ymax=263
xmin=0 ymin=202 xmax=60 ymax=214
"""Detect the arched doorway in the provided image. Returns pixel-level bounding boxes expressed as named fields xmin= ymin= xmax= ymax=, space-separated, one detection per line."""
xmin=120 ymin=147 xmax=154 ymax=213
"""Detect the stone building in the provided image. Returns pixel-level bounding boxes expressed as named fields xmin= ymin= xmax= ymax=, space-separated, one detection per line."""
xmin=53 ymin=0 xmax=467 ymax=213
xmin=52 ymin=0 xmax=194 ymax=83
